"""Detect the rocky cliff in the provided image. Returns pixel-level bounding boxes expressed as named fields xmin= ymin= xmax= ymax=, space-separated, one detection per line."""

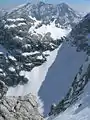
xmin=0 ymin=80 xmax=43 ymax=120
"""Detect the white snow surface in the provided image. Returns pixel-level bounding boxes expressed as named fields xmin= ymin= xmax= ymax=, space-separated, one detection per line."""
xmin=29 ymin=19 xmax=71 ymax=40
xmin=7 ymin=18 xmax=25 ymax=22
xmin=18 ymin=22 xmax=26 ymax=26
xmin=29 ymin=16 xmax=37 ymax=21
xmin=22 ymin=51 xmax=40 ymax=56
xmin=14 ymin=36 xmax=23 ymax=40
xmin=0 ymin=69 xmax=3 ymax=72
xmin=37 ymin=55 xmax=43 ymax=60
xmin=5 ymin=24 xmax=17 ymax=29
xmin=8 ymin=67 xmax=15 ymax=72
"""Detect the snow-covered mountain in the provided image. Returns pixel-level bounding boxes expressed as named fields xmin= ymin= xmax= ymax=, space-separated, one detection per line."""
xmin=8 ymin=2 xmax=82 ymax=28
xmin=0 ymin=1 xmax=86 ymax=119
xmin=0 ymin=2 xmax=80 ymax=93
xmin=46 ymin=13 xmax=90 ymax=120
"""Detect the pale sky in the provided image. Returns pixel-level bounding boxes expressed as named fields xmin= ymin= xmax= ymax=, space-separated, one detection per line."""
xmin=0 ymin=0 xmax=90 ymax=12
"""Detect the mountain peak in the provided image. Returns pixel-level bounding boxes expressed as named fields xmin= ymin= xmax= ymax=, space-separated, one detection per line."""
xmin=37 ymin=1 xmax=45 ymax=5
xmin=59 ymin=2 xmax=69 ymax=6
xmin=57 ymin=2 xmax=70 ymax=8
xmin=84 ymin=12 xmax=90 ymax=20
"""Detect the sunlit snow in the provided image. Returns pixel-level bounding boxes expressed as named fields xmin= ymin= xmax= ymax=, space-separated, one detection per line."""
xmin=5 ymin=24 xmax=17 ymax=29
xmin=7 ymin=18 xmax=25 ymax=22
xmin=29 ymin=19 xmax=71 ymax=40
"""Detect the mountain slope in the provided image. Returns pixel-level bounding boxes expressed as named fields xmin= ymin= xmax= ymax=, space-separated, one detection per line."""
xmin=39 ymin=41 xmax=86 ymax=115
xmin=47 ymin=13 xmax=90 ymax=119
xmin=47 ymin=68 xmax=90 ymax=120
xmin=0 ymin=2 xmax=81 ymax=94
xmin=0 ymin=1 xmax=83 ymax=117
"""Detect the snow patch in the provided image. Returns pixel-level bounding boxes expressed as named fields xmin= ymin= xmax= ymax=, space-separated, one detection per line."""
xmin=29 ymin=16 xmax=37 ymax=21
xmin=7 ymin=18 xmax=25 ymax=22
xmin=0 ymin=69 xmax=3 ymax=72
xmin=14 ymin=36 xmax=23 ymax=40
xmin=29 ymin=20 xmax=71 ymax=40
xmin=8 ymin=67 xmax=15 ymax=72
xmin=37 ymin=55 xmax=43 ymax=60
xmin=18 ymin=22 xmax=26 ymax=26
xmin=8 ymin=55 xmax=17 ymax=61
xmin=22 ymin=51 xmax=40 ymax=56
xmin=5 ymin=24 xmax=17 ymax=29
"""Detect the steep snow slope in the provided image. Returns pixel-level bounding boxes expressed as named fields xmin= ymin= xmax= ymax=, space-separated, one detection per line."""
xmin=46 ymin=57 xmax=90 ymax=120
xmin=45 ymin=13 xmax=90 ymax=118
xmin=39 ymin=42 xmax=86 ymax=115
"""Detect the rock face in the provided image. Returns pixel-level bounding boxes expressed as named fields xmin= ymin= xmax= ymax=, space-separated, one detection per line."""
xmin=0 ymin=80 xmax=43 ymax=120
xmin=0 ymin=94 xmax=43 ymax=120
xmin=0 ymin=80 xmax=8 ymax=99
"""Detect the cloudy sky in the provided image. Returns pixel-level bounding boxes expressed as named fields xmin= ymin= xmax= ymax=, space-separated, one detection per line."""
xmin=0 ymin=0 xmax=90 ymax=12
